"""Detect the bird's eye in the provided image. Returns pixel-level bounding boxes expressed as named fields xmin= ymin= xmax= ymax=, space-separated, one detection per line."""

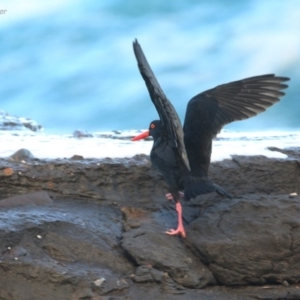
xmin=150 ymin=124 xmax=155 ymax=129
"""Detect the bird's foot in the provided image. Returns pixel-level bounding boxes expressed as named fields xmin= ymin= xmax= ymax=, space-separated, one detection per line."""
xmin=165 ymin=226 xmax=186 ymax=238
xmin=165 ymin=191 xmax=184 ymax=201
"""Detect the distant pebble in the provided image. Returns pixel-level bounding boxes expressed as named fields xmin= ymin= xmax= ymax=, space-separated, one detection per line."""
xmin=282 ymin=280 xmax=289 ymax=286
xmin=289 ymin=192 xmax=298 ymax=198
xmin=94 ymin=278 xmax=106 ymax=287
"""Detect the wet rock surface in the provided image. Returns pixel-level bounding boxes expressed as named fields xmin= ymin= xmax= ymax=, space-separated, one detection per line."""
xmin=186 ymin=195 xmax=300 ymax=286
xmin=121 ymin=207 xmax=215 ymax=288
xmin=0 ymin=147 xmax=300 ymax=299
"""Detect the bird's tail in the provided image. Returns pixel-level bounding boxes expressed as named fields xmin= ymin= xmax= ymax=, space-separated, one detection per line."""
xmin=184 ymin=175 xmax=232 ymax=200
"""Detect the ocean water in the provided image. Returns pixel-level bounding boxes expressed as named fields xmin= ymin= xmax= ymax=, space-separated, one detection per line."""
xmin=0 ymin=0 xmax=299 ymax=134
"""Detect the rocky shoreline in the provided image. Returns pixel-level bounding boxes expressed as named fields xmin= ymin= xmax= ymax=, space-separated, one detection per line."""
xmin=0 ymin=147 xmax=299 ymax=299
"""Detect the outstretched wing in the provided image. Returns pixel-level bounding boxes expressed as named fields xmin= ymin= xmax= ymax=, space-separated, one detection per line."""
xmin=184 ymin=74 xmax=290 ymax=174
xmin=133 ymin=39 xmax=190 ymax=170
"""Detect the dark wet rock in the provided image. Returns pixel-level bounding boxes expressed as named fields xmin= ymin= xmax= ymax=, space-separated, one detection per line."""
xmin=73 ymin=129 xmax=93 ymax=138
xmin=133 ymin=265 xmax=165 ymax=283
xmin=112 ymin=130 xmax=122 ymax=134
xmin=0 ymin=110 xmax=42 ymax=132
xmin=185 ymin=194 xmax=300 ymax=286
xmin=0 ymin=155 xmax=166 ymax=201
xmin=268 ymin=146 xmax=300 ymax=159
xmin=0 ymin=191 xmax=53 ymax=207
xmin=70 ymin=154 xmax=84 ymax=160
xmin=0 ymin=149 xmax=300 ymax=299
xmin=209 ymin=154 xmax=300 ymax=197
xmin=0 ymin=200 xmax=133 ymax=299
xmin=2 ymin=245 xmax=28 ymax=260
xmin=8 ymin=148 xmax=35 ymax=162
xmin=0 ymin=152 xmax=298 ymax=202
xmin=121 ymin=206 xmax=215 ymax=288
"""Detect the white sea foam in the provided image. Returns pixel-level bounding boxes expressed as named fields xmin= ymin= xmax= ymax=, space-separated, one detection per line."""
xmin=0 ymin=130 xmax=298 ymax=160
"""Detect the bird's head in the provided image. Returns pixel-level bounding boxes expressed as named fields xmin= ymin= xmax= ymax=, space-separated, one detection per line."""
xmin=132 ymin=120 xmax=162 ymax=141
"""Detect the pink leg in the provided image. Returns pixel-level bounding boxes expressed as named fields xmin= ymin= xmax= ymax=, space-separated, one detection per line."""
xmin=165 ymin=191 xmax=184 ymax=200
xmin=166 ymin=202 xmax=186 ymax=238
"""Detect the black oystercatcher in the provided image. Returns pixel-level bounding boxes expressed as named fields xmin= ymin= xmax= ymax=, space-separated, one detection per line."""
xmin=132 ymin=39 xmax=289 ymax=238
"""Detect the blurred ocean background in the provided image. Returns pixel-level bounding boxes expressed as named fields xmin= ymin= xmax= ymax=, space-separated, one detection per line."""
xmin=0 ymin=0 xmax=299 ymax=134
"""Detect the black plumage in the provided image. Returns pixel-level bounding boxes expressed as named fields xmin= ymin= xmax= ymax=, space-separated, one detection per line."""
xmin=132 ymin=39 xmax=289 ymax=237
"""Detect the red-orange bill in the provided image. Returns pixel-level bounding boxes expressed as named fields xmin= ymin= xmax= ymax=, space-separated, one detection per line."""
xmin=131 ymin=130 xmax=149 ymax=141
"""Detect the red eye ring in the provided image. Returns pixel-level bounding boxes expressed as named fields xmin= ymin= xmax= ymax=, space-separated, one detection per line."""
xmin=150 ymin=124 xmax=155 ymax=129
